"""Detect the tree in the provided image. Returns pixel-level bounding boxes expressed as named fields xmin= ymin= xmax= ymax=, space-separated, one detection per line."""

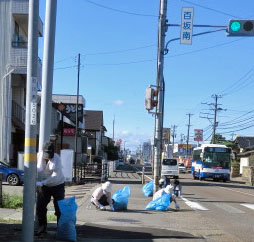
xmin=211 ymin=134 xmax=235 ymax=149
xmin=105 ymin=139 xmax=119 ymax=161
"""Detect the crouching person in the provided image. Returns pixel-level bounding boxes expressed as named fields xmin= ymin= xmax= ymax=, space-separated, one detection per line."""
xmin=153 ymin=184 xmax=180 ymax=210
xmin=91 ymin=181 xmax=114 ymax=211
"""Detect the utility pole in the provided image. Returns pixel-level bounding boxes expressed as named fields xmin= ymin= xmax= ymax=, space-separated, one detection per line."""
xmin=39 ymin=0 xmax=57 ymax=152
xmin=22 ymin=0 xmax=39 ymax=241
xmin=153 ymin=0 xmax=168 ymax=193
xmin=186 ymin=113 xmax=193 ymax=156
xmin=212 ymin=95 xmax=219 ymax=144
xmin=74 ymin=53 xmax=80 ymax=183
xmin=113 ymin=115 xmax=115 ymax=142
xmin=171 ymin=125 xmax=177 ymax=148
xmin=200 ymin=94 xmax=224 ymax=144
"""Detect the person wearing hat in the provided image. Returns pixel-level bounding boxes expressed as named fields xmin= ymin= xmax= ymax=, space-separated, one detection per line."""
xmin=91 ymin=181 xmax=114 ymax=211
xmin=153 ymin=184 xmax=180 ymax=210
xmin=35 ymin=141 xmax=65 ymax=235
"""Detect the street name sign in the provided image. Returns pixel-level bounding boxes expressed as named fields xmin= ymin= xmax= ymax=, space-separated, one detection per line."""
xmin=181 ymin=7 xmax=194 ymax=44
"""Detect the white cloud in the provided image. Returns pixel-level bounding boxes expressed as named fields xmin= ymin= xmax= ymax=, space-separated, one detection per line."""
xmin=113 ymin=99 xmax=124 ymax=106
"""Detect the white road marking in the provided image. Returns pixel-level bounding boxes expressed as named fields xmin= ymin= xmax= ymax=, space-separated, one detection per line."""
xmin=240 ymin=203 xmax=254 ymax=210
xmin=208 ymin=184 xmax=254 ymax=197
xmin=181 ymin=197 xmax=209 ymax=211
xmin=214 ymin=203 xmax=244 ymax=214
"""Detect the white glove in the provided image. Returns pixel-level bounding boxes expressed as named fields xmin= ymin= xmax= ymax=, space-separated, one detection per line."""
xmin=36 ymin=181 xmax=43 ymax=187
xmin=99 ymin=205 xmax=106 ymax=210
xmin=110 ymin=205 xmax=115 ymax=211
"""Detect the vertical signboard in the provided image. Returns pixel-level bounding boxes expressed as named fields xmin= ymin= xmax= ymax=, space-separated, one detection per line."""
xmin=162 ymin=128 xmax=171 ymax=143
xmin=194 ymin=129 xmax=203 ymax=141
xmin=180 ymin=7 xmax=194 ymax=44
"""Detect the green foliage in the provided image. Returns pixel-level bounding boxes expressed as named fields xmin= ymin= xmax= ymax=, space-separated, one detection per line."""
xmin=47 ymin=211 xmax=57 ymax=221
xmin=211 ymin=134 xmax=236 ymax=149
xmin=231 ymin=160 xmax=240 ymax=167
xmin=2 ymin=193 xmax=23 ymax=209
xmin=105 ymin=139 xmax=119 ymax=160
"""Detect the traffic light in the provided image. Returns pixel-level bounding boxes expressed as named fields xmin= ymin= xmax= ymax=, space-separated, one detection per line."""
xmin=227 ymin=20 xmax=254 ymax=36
xmin=145 ymin=87 xmax=158 ymax=111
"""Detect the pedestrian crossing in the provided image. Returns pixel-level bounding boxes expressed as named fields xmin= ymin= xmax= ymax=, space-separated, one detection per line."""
xmin=181 ymin=196 xmax=254 ymax=214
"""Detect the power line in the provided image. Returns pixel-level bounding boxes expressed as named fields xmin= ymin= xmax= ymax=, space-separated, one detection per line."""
xmin=181 ymin=0 xmax=242 ymax=18
xmin=84 ymin=0 xmax=158 ymax=17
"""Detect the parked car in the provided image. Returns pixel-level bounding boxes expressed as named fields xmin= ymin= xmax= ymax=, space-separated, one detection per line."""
xmin=0 ymin=161 xmax=24 ymax=186
xmin=178 ymin=163 xmax=187 ymax=173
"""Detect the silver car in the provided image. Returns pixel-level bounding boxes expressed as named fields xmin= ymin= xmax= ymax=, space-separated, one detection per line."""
xmin=178 ymin=163 xmax=186 ymax=173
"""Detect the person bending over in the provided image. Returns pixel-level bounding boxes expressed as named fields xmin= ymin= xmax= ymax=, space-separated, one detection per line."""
xmin=91 ymin=181 xmax=114 ymax=211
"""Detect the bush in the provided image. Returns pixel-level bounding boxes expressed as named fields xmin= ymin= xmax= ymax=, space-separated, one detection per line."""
xmin=2 ymin=193 xmax=23 ymax=209
xmin=231 ymin=160 xmax=240 ymax=167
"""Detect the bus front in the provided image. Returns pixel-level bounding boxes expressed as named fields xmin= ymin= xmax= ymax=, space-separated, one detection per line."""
xmin=201 ymin=146 xmax=231 ymax=182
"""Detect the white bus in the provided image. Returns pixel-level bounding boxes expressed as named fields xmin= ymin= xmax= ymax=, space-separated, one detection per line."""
xmin=191 ymin=144 xmax=233 ymax=182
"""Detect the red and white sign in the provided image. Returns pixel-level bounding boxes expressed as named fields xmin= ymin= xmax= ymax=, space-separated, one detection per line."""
xmin=194 ymin=129 xmax=203 ymax=141
xmin=63 ymin=128 xmax=75 ymax=136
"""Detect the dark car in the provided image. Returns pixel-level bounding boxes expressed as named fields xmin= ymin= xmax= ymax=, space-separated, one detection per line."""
xmin=0 ymin=161 xmax=24 ymax=186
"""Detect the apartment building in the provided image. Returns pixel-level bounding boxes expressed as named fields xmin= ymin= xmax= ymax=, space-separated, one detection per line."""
xmin=0 ymin=0 xmax=43 ymax=165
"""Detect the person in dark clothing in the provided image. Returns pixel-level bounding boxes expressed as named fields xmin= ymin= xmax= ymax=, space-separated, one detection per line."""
xmin=35 ymin=142 xmax=65 ymax=235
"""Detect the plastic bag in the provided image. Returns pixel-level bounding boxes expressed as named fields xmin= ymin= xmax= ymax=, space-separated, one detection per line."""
xmin=112 ymin=186 xmax=130 ymax=210
xmin=142 ymin=180 xmax=154 ymax=197
xmin=56 ymin=196 xmax=78 ymax=242
xmin=145 ymin=193 xmax=170 ymax=211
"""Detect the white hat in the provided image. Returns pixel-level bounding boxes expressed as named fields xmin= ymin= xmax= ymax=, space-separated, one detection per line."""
xmin=159 ymin=178 xmax=164 ymax=184
xmin=164 ymin=184 xmax=173 ymax=194
xmin=102 ymin=181 xmax=112 ymax=193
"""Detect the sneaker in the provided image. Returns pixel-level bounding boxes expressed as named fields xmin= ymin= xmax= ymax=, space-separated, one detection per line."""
xmin=35 ymin=225 xmax=47 ymax=235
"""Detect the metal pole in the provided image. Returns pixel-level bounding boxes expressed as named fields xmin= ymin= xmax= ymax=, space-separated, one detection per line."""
xmin=153 ymin=0 xmax=167 ymax=193
xmin=22 ymin=0 xmax=39 ymax=241
xmin=113 ymin=115 xmax=115 ymax=141
xmin=74 ymin=53 xmax=80 ymax=183
xmin=186 ymin=113 xmax=193 ymax=156
xmin=212 ymin=95 xmax=218 ymax=144
xmin=39 ymin=0 xmax=57 ymax=152
xmin=60 ymin=111 xmax=63 ymax=149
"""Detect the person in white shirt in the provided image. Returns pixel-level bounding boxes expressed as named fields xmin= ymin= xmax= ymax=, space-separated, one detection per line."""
xmin=35 ymin=141 xmax=65 ymax=235
xmin=91 ymin=181 xmax=114 ymax=211
xmin=153 ymin=181 xmax=180 ymax=210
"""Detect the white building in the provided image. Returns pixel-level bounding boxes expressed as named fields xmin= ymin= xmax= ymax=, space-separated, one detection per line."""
xmin=0 ymin=0 xmax=43 ymax=165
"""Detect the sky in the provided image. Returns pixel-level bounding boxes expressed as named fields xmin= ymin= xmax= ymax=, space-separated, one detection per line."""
xmin=38 ymin=0 xmax=254 ymax=151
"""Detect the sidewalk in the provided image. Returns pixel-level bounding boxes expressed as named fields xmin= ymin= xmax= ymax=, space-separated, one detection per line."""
xmin=0 ymin=167 xmax=206 ymax=242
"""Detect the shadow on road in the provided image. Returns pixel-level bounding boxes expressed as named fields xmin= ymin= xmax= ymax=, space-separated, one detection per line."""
xmin=76 ymin=223 xmax=203 ymax=241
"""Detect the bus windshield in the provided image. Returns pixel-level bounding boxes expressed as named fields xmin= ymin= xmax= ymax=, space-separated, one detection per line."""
xmin=203 ymin=152 xmax=230 ymax=168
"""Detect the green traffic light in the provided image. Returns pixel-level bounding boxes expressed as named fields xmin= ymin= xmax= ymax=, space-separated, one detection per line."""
xmin=230 ymin=21 xmax=241 ymax=32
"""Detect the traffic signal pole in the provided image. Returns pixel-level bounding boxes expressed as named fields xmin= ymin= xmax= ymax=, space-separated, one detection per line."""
xmin=153 ymin=0 xmax=168 ymax=193
xmin=39 ymin=0 xmax=57 ymax=152
xmin=22 ymin=0 xmax=39 ymax=241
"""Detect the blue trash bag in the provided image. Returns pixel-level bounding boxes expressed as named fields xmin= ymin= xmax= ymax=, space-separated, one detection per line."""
xmin=145 ymin=193 xmax=170 ymax=211
xmin=142 ymin=180 xmax=154 ymax=197
xmin=56 ymin=196 xmax=78 ymax=242
xmin=112 ymin=186 xmax=130 ymax=210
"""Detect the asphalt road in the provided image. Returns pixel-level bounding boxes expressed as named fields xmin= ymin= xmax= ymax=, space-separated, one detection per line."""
xmin=135 ymin=164 xmax=254 ymax=242
xmin=2 ymin=164 xmax=254 ymax=241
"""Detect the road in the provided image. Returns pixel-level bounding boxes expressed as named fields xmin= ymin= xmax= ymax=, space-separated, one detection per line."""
xmin=1 ymin=163 xmax=254 ymax=241
xmin=136 ymin=164 xmax=254 ymax=242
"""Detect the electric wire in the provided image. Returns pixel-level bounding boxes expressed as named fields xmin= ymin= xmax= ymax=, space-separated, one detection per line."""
xmin=180 ymin=0 xmax=242 ymax=18
xmin=84 ymin=0 xmax=158 ymax=18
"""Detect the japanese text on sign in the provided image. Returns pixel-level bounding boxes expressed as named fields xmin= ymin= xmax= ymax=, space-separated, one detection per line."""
xmin=194 ymin=129 xmax=203 ymax=142
xmin=180 ymin=7 xmax=194 ymax=44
